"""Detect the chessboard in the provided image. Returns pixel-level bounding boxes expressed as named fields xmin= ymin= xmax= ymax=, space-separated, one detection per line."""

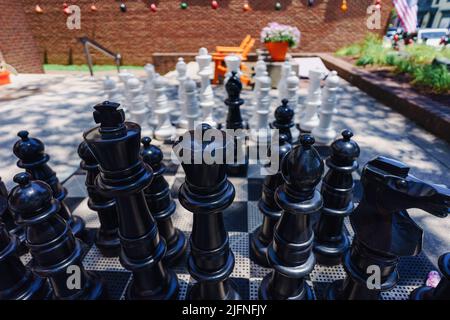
xmin=17 ymin=141 xmax=437 ymax=301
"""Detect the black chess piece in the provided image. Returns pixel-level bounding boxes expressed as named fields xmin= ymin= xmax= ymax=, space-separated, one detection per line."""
xmin=410 ymin=252 xmax=449 ymax=300
xmin=8 ymin=172 xmax=107 ymax=300
xmin=259 ymin=135 xmax=324 ymax=300
xmin=326 ymin=156 xmax=450 ymax=300
xmin=272 ymin=99 xmax=295 ymax=144
xmin=13 ymin=131 xmax=85 ymax=238
xmin=83 ymin=101 xmax=178 ymax=300
xmin=140 ymin=137 xmax=187 ymax=265
xmin=174 ymin=123 xmax=240 ymax=300
xmin=225 ymin=71 xmax=248 ymax=177
xmin=77 ymin=141 xmax=120 ymax=257
xmin=314 ymin=130 xmax=360 ymax=266
xmin=251 ymin=133 xmax=292 ymax=267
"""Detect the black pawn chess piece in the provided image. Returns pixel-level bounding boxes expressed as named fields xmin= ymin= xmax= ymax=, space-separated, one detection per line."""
xmin=0 ymin=220 xmax=51 ymax=300
xmin=326 ymin=156 xmax=450 ymax=300
xmin=84 ymin=101 xmax=178 ymax=300
xmin=259 ymin=135 xmax=324 ymax=300
xmin=174 ymin=123 xmax=240 ymax=300
xmin=13 ymin=131 xmax=85 ymax=238
xmin=410 ymin=252 xmax=449 ymax=300
xmin=251 ymin=133 xmax=292 ymax=267
xmin=77 ymin=141 xmax=120 ymax=257
xmin=314 ymin=130 xmax=360 ymax=266
xmin=272 ymin=99 xmax=295 ymax=144
xmin=225 ymin=71 xmax=248 ymax=177
xmin=8 ymin=172 xmax=107 ymax=300
xmin=140 ymin=137 xmax=187 ymax=265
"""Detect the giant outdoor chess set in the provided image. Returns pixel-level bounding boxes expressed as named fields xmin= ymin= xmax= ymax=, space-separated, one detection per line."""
xmin=0 ymin=49 xmax=448 ymax=301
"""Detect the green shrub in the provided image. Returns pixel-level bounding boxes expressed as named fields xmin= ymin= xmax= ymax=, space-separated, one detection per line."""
xmin=412 ymin=64 xmax=450 ymax=94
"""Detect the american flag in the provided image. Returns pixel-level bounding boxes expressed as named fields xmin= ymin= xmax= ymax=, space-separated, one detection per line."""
xmin=393 ymin=0 xmax=418 ymax=33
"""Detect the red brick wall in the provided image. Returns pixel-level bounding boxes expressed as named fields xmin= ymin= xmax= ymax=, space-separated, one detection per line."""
xmin=0 ymin=1 xmax=43 ymax=73
xmin=20 ymin=0 xmax=393 ymax=66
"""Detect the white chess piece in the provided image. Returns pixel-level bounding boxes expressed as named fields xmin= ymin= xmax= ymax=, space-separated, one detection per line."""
xmin=176 ymin=57 xmax=189 ymax=129
xmin=144 ymin=64 xmax=158 ymax=128
xmin=183 ymin=78 xmax=202 ymax=130
xmin=250 ymin=74 xmax=272 ymax=144
xmin=277 ymin=60 xmax=292 ymax=103
xmin=252 ymin=58 xmax=267 ymax=106
xmin=126 ymin=78 xmax=149 ymax=126
xmin=196 ymin=47 xmax=212 ymax=74
xmin=312 ymin=71 xmax=340 ymax=144
xmin=224 ymin=55 xmax=241 ymax=83
xmin=196 ymin=48 xmax=216 ymax=127
xmin=118 ymin=71 xmax=135 ymax=113
xmin=286 ymin=71 xmax=300 ymax=142
xmin=153 ymin=74 xmax=176 ymax=141
xmin=103 ymin=76 xmax=122 ymax=103
xmin=300 ymin=69 xmax=322 ymax=132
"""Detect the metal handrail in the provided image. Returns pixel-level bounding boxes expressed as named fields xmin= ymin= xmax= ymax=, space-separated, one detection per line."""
xmin=79 ymin=37 xmax=122 ymax=76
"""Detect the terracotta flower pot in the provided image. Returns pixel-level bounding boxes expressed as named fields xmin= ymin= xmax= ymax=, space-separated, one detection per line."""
xmin=265 ymin=41 xmax=289 ymax=62
xmin=0 ymin=71 xmax=11 ymax=85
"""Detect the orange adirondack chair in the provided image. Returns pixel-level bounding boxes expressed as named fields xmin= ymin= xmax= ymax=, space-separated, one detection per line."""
xmin=215 ymin=35 xmax=251 ymax=54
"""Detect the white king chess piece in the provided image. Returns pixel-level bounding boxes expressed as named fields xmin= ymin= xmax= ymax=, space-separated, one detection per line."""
xmin=153 ymin=74 xmax=176 ymax=141
xmin=300 ymin=68 xmax=322 ymax=132
xmin=250 ymin=73 xmax=272 ymax=144
xmin=277 ymin=60 xmax=292 ymax=103
xmin=144 ymin=64 xmax=158 ymax=128
xmin=126 ymin=77 xmax=149 ymax=127
xmin=196 ymin=48 xmax=216 ymax=127
xmin=183 ymin=78 xmax=202 ymax=130
xmin=312 ymin=71 xmax=340 ymax=144
xmin=103 ymin=76 xmax=122 ymax=103
xmin=176 ymin=57 xmax=189 ymax=129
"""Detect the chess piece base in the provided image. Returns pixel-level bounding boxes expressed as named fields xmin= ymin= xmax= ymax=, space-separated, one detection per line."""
xmin=163 ymin=228 xmax=187 ymax=266
xmin=313 ymin=234 xmax=350 ymax=266
xmin=187 ymin=279 xmax=241 ymax=300
xmin=250 ymin=227 xmax=270 ymax=268
xmin=259 ymin=272 xmax=314 ymax=300
xmin=126 ymin=268 xmax=179 ymax=300
xmin=95 ymin=228 xmax=121 ymax=258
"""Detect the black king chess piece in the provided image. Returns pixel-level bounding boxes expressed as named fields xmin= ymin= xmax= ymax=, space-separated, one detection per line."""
xmin=259 ymin=135 xmax=324 ymax=300
xmin=410 ymin=252 xmax=449 ymax=300
xmin=326 ymin=156 xmax=450 ymax=300
xmin=251 ymin=133 xmax=292 ymax=267
xmin=13 ymin=131 xmax=85 ymax=238
xmin=9 ymin=172 xmax=107 ymax=299
xmin=77 ymin=141 xmax=120 ymax=257
xmin=140 ymin=137 xmax=187 ymax=265
xmin=272 ymin=99 xmax=295 ymax=144
xmin=174 ymin=123 xmax=241 ymax=300
xmin=84 ymin=101 xmax=178 ymax=300
xmin=225 ymin=71 xmax=248 ymax=177
xmin=314 ymin=130 xmax=360 ymax=266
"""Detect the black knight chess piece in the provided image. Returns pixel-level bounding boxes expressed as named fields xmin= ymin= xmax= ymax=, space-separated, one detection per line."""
xmin=8 ymin=172 xmax=107 ymax=300
xmin=13 ymin=131 xmax=85 ymax=238
xmin=174 ymin=123 xmax=241 ymax=300
xmin=326 ymin=156 xmax=450 ymax=300
xmin=259 ymin=135 xmax=324 ymax=300
xmin=272 ymin=99 xmax=295 ymax=144
xmin=140 ymin=137 xmax=187 ymax=265
xmin=83 ymin=101 xmax=178 ymax=300
xmin=251 ymin=133 xmax=292 ymax=267
xmin=77 ymin=141 xmax=120 ymax=257
xmin=314 ymin=130 xmax=360 ymax=266
xmin=410 ymin=252 xmax=449 ymax=300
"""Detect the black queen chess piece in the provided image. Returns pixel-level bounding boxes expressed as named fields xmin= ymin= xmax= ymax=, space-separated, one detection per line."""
xmin=174 ymin=123 xmax=241 ymax=300
xmin=314 ymin=130 xmax=360 ymax=266
xmin=251 ymin=133 xmax=292 ymax=267
xmin=140 ymin=137 xmax=187 ymax=265
xmin=326 ymin=156 xmax=450 ymax=300
xmin=8 ymin=172 xmax=107 ymax=300
xmin=77 ymin=141 xmax=120 ymax=257
xmin=272 ymin=99 xmax=295 ymax=144
xmin=259 ymin=135 xmax=324 ymax=300
xmin=83 ymin=101 xmax=178 ymax=300
xmin=13 ymin=131 xmax=85 ymax=238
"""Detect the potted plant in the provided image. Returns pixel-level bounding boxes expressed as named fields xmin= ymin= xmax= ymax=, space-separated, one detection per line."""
xmin=261 ymin=22 xmax=301 ymax=61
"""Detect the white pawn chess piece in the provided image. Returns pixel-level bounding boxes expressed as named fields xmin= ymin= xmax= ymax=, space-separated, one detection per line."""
xmin=312 ymin=71 xmax=340 ymax=144
xmin=183 ymin=78 xmax=202 ymax=130
xmin=103 ymin=76 xmax=122 ymax=103
xmin=286 ymin=71 xmax=300 ymax=142
xmin=300 ymin=69 xmax=322 ymax=132
xmin=153 ymin=74 xmax=176 ymax=141
xmin=144 ymin=64 xmax=158 ymax=128
xmin=277 ymin=60 xmax=292 ymax=103
xmin=250 ymin=74 xmax=272 ymax=144
xmin=176 ymin=57 xmax=189 ymax=129
xmin=126 ymin=77 xmax=149 ymax=127
xmin=224 ymin=55 xmax=241 ymax=83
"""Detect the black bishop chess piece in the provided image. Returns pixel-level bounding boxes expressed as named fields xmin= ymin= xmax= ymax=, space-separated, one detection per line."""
xmin=8 ymin=172 xmax=107 ymax=300
xmin=174 ymin=123 xmax=241 ymax=300
xmin=77 ymin=141 xmax=120 ymax=257
xmin=83 ymin=101 xmax=178 ymax=300
xmin=259 ymin=135 xmax=324 ymax=300
xmin=314 ymin=130 xmax=360 ymax=266
xmin=140 ymin=137 xmax=187 ymax=265
xmin=410 ymin=252 xmax=449 ymax=300
xmin=13 ymin=131 xmax=85 ymax=238
xmin=271 ymin=99 xmax=295 ymax=144
xmin=326 ymin=156 xmax=450 ymax=300
xmin=225 ymin=71 xmax=248 ymax=177
xmin=251 ymin=133 xmax=292 ymax=267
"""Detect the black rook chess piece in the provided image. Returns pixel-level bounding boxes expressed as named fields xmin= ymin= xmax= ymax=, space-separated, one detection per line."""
xmin=174 ymin=123 xmax=240 ymax=300
xmin=272 ymin=99 xmax=295 ymax=144
xmin=83 ymin=101 xmax=178 ymax=300
xmin=251 ymin=133 xmax=292 ymax=267
xmin=140 ymin=137 xmax=187 ymax=265
xmin=259 ymin=135 xmax=324 ymax=300
xmin=8 ymin=172 xmax=107 ymax=300
xmin=410 ymin=252 xmax=449 ymax=300
xmin=326 ymin=156 xmax=450 ymax=300
xmin=77 ymin=141 xmax=120 ymax=257
xmin=314 ymin=130 xmax=360 ymax=266
xmin=13 ymin=131 xmax=85 ymax=238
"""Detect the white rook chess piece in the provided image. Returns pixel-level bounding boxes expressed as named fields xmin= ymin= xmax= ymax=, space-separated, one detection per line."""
xmin=300 ymin=69 xmax=322 ymax=132
xmin=196 ymin=48 xmax=216 ymax=127
xmin=103 ymin=76 xmax=122 ymax=103
xmin=153 ymin=74 xmax=176 ymax=141
xmin=312 ymin=71 xmax=340 ymax=145
xmin=144 ymin=64 xmax=158 ymax=128
xmin=126 ymin=77 xmax=149 ymax=127
xmin=286 ymin=71 xmax=300 ymax=142
xmin=224 ymin=55 xmax=241 ymax=83
xmin=183 ymin=78 xmax=202 ymax=130
xmin=176 ymin=57 xmax=189 ymax=129
xmin=250 ymin=74 xmax=272 ymax=144
xmin=277 ymin=60 xmax=292 ymax=103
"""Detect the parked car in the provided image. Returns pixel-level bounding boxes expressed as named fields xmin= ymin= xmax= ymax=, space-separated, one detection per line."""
xmin=417 ymin=28 xmax=449 ymax=47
